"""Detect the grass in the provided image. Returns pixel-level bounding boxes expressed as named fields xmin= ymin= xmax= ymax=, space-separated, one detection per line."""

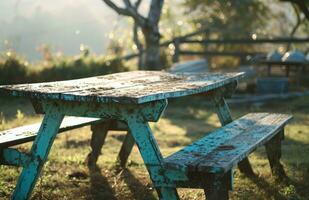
xmin=0 ymin=96 xmax=308 ymax=200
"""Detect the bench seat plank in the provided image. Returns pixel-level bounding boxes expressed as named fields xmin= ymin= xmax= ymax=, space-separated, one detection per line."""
xmin=0 ymin=117 xmax=101 ymax=147
xmin=164 ymin=113 xmax=292 ymax=174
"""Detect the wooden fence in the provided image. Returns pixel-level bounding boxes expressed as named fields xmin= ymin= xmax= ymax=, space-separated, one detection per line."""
xmin=119 ymin=29 xmax=309 ymax=64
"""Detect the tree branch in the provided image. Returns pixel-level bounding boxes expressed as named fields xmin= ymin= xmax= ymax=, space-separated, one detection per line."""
xmin=290 ymin=4 xmax=302 ymax=37
xmin=133 ymin=22 xmax=143 ymax=52
xmin=134 ymin=0 xmax=142 ymax=8
xmin=103 ymin=0 xmax=130 ymax=16
xmin=280 ymin=0 xmax=309 ymax=20
xmin=102 ymin=0 xmax=148 ymax=26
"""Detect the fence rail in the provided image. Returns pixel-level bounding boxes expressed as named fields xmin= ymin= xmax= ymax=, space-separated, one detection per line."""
xmin=119 ymin=29 xmax=309 ymax=64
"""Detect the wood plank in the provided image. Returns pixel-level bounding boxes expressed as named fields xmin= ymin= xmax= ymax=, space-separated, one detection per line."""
xmin=63 ymin=72 xmax=243 ymax=103
xmin=164 ymin=113 xmax=268 ymax=170
xmin=164 ymin=113 xmax=292 ymax=173
xmin=0 ymin=71 xmax=163 ymax=95
xmin=196 ymin=114 xmax=292 ymax=173
xmin=0 ymin=117 xmax=101 ymax=147
xmin=0 ymin=71 xmax=244 ymax=104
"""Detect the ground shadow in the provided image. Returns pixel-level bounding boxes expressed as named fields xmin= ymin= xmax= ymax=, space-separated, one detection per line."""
xmin=64 ymin=139 xmax=90 ymax=148
xmin=245 ymin=174 xmax=288 ymax=200
xmin=120 ymin=168 xmax=157 ymax=200
xmin=88 ymin=166 xmax=117 ymax=200
xmin=246 ymin=136 xmax=309 ymax=199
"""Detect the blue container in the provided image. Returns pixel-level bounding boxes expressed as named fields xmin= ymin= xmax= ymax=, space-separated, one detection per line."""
xmin=256 ymin=77 xmax=289 ymax=94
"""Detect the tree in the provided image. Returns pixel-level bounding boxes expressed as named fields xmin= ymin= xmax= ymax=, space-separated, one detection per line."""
xmin=182 ymin=0 xmax=270 ymax=67
xmin=183 ymin=0 xmax=270 ymax=38
xmin=280 ymin=0 xmax=309 ymax=21
xmin=102 ymin=0 xmax=164 ymax=70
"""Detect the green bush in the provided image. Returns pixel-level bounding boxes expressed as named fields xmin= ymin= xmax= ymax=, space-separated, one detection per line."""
xmin=0 ymin=57 xmax=29 ymax=85
xmin=0 ymin=54 xmax=128 ymax=85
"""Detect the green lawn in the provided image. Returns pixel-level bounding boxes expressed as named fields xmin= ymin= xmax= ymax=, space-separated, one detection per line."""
xmin=0 ymin=96 xmax=308 ymax=200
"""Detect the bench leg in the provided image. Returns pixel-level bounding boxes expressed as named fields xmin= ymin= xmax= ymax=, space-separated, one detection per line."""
xmin=126 ymin=119 xmax=179 ymax=200
xmin=204 ymin=174 xmax=229 ymax=200
xmin=157 ymin=187 xmax=179 ymax=200
xmin=87 ymin=121 xmax=111 ymax=167
xmin=238 ymin=158 xmax=255 ymax=176
xmin=117 ymin=131 xmax=135 ymax=167
xmin=12 ymin=109 xmax=64 ymax=200
xmin=265 ymin=130 xmax=286 ymax=181
xmin=213 ymin=96 xmax=255 ymax=177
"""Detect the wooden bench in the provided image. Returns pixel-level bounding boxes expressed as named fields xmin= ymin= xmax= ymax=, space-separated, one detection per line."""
xmin=0 ymin=117 xmax=101 ymax=147
xmin=163 ymin=113 xmax=292 ymax=200
xmin=0 ymin=116 xmax=128 ymax=166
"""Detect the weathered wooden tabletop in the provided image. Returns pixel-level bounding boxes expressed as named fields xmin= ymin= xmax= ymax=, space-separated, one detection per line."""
xmin=0 ymin=71 xmax=244 ymax=104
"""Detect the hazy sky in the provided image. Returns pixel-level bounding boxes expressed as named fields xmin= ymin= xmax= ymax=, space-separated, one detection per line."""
xmin=0 ymin=0 xmax=130 ymax=60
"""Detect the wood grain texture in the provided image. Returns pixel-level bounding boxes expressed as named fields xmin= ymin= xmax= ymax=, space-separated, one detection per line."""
xmin=0 ymin=71 xmax=244 ymax=104
xmin=0 ymin=117 xmax=101 ymax=147
xmin=164 ymin=113 xmax=292 ymax=174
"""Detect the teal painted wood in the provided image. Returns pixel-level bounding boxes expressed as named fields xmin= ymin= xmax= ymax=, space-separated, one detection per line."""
xmin=0 ymin=116 xmax=101 ymax=147
xmin=0 ymin=148 xmax=31 ymax=167
xmin=0 ymin=71 xmax=250 ymax=199
xmin=212 ymin=96 xmax=233 ymax=125
xmin=126 ymin=117 xmax=179 ymax=199
xmin=0 ymin=71 xmax=244 ymax=104
xmin=39 ymin=99 xmax=168 ymax=122
xmin=3 ymin=98 xmax=168 ymax=199
xmin=210 ymin=91 xmax=235 ymax=189
xmin=197 ymin=114 xmax=292 ymax=173
xmin=211 ymin=89 xmax=254 ymax=177
xmin=164 ymin=113 xmax=292 ymax=174
xmin=12 ymin=106 xmax=64 ymax=200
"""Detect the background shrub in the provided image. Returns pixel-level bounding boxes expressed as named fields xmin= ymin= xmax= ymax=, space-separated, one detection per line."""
xmin=0 ymin=54 xmax=128 ymax=85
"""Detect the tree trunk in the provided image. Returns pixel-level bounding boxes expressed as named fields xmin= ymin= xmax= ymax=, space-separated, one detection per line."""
xmin=102 ymin=0 xmax=164 ymax=70
xmin=143 ymin=29 xmax=161 ymax=70
xmin=143 ymin=0 xmax=164 ymax=70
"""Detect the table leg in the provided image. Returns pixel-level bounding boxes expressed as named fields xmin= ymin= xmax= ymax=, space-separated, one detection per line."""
xmin=212 ymin=96 xmax=254 ymax=177
xmin=126 ymin=119 xmax=179 ymax=200
xmin=12 ymin=109 xmax=64 ymax=200
xmin=117 ymin=131 xmax=135 ymax=167
xmin=87 ymin=121 xmax=111 ymax=167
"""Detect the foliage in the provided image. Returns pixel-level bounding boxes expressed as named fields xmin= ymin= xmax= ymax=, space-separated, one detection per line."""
xmin=0 ymin=56 xmax=29 ymax=85
xmin=181 ymin=0 xmax=272 ymax=68
xmin=183 ymin=0 xmax=270 ymax=38
xmin=0 ymin=53 xmax=128 ymax=85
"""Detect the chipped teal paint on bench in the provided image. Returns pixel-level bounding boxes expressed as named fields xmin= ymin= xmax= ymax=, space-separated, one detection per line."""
xmin=0 ymin=116 xmax=101 ymax=147
xmin=0 ymin=70 xmax=291 ymax=200
xmin=164 ymin=113 xmax=292 ymax=174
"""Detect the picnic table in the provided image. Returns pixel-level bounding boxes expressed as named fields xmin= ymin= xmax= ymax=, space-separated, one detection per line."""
xmin=0 ymin=70 xmax=291 ymax=200
xmin=255 ymin=60 xmax=308 ymax=77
